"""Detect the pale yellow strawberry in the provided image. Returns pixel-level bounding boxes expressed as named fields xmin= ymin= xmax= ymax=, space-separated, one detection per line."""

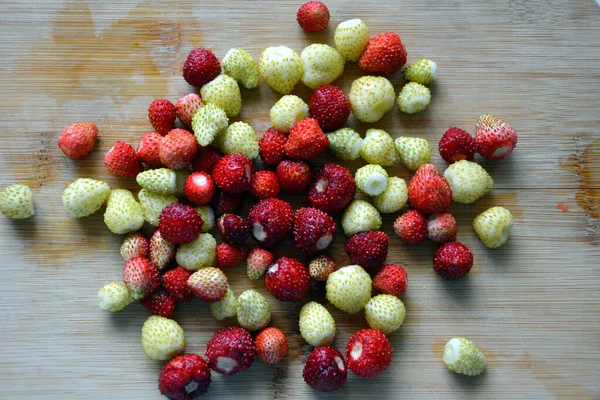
xmin=326 ymin=265 xmax=372 ymax=314
xmin=141 ymin=315 xmax=186 ymax=361
xmin=299 ymin=302 xmax=336 ymax=347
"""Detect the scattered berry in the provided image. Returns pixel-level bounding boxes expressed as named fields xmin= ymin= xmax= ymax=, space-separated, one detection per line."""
xmin=205 ymin=326 xmax=255 ymax=376
xmin=150 ymin=230 xmax=177 ymax=270
xmin=210 ymin=287 xmax=239 ymax=321
xmin=427 ymin=213 xmax=458 ymax=244
xmin=141 ymin=315 xmax=186 ymax=361
xmin=309 ymin=255 xmax=336 ymax=281
xmin=246 ymin=248 xmax=274 ymax=280
xmin=297 ymin=1 xmax=330 ymax=32
xmin=250 ymin=170 xmax=280 ymax=199
xmin=444 ymin=160 xmax=494 ymax=204
xmin=341 ymin=199 xmax=382 ymax=236
xmin=397 ymin=82 xmax=431 ymax=114
xmin=212 ymin=154 xmax=253 ymax=194
xmin=433 ymin=242 xmax=474 ymax=280
xmin=326 ymin=127 xmax=363 ymax=160
xmin=259 ymin=46 xmax=304 ymax=94
xmin=191 ymin=103 xmax=229 ymax=146
xmin=346 ymin=329 xmax=392 ymax=378
xmin=159 ymin=129 xmax=198 ymax=170
xmin=438 ymin=127 xmax=476 ymax=163
xmin=326 ymin=265 xmax=372 ymax=314
xmin=200 ymin=74 xmax=242 ymax=117
xmin=58 ymin=122 xmax=97 ymax=158
xmin=184 ymin=172 xmax=215 ymax=205
xmin=217 ymin=214 xmax=250 ymax=244
xmin=123 ymin=256 xmax=159 ymax=300
xmin=148 ymin=99 xmax=176 ymax=135
xmin=473 ymin=206 xmax=514 ymax=248
xmin=162 ymin=266 xmax=192 ymax=303
xmin=259 ymin=127 xmax=288 ymax=165
xmin=98 ymin=282 xmax=133 ymax=312
xmin=222 ymin=48 xmax=259 ymax=89
xmin=104 ymin=189 xmax=144 ymax=234
xmin=248 ymin=198 xmax=294 ymax=248
xmin=359 ymin=128 xmax=399 ymax=166
xmin=158 ymin=354 xmax=211 ymax=400
xmin=138 ymin=189 xmax=177 ymax=227
xmin=303 ymin=347 xmax=347 ymax=392
xmin=104 ymin=141 xmax=142 ymax=178
xmin=255 ymin=327 xmax=288 ymax=364
xmin=349 ymin=76 xmax=395 ymax=123
xmin=136 ymin=132 xmax=163 ymax=166
xmin=404 ymin=58 xmax=437 ymax=85
xmin=407 ymin=164 xmax=452 ymax=214
xmin=373 ymin=264 xmax=408 ymax=296
xmin=159 ymin=203 xmax=203 ymax=244
xmin=359 ymin=32 xmax=407 ymax=74
xmin=141 ymin=290 xmax=176 ymax=318
xmin=285 ymin=118 xmax=329 ymax=160
xmin=293 ymin=207 xmax=336 ymax=255
xmin=192 ymin=145 xmax=222 ymax=174
xmin=355 ymin=164 xmax=389 ymax=196
xmin=308 ymin=163 xmax=356 ymax=213
xmin=394 ymin=209 xmax=428 ymax=245
xmin=364 ymin=294 xmax=406 ymax=334
xmin=216 ymin=242 xmax=248 ymax=268
xmin=373 ymin=176 xmax=408 ymax=214
xmin=334 ymin=18 xmax=370 ymax=62
xmin=120 ymin=232 xmax=149 ymax=262
xmin=475 ymin=113 xmax=517 ymax=160
xmin=443 ymin=338 xmax=487 ymax=376
xmin=175 ymin=93 xmax=204 ymax=129
xmin=309 ymin=85 xmax=350 ymax=132
xmin=187 ymin=266 xmax=228 ymax=302
xmin=276 ymin=160 xmax=312 ymax=193
xmin=270 ymin=95 xmax=309 ymax=133
xmin=236 ymin=289 xmax=272 ymax=331
xmin=62 ymin=178 xmax=110 ymax=218
xmin=345 ymin=231 xmax=389 ymax=270
xmin=183 ymin=48 xmax=221 ymax=87
xmin=265 ymin=257 xmax=311 ymax=302
xmin=394 ymin=137 xmax=432 ymax=171
xmin=299 ymin=302 xmax=336 ymax=347
xmin=300 ymin=44 xmax=345 ymax=90
xmin=214 ymin=121 xmax=259 ymax=159
xmin=136 ymin=168 xmax=177 ymax=195
xmin=176 ymin=233 xmax=217 ymax=271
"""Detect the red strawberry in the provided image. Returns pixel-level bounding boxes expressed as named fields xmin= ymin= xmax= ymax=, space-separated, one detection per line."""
xmin=285 ymin=118 xmax=329 ymax=160
xmin=136 ymin=132 xmax=163 ymax=166
xmin=216 ymin=242 xmax=248 ymax=268
xmin=264 ymin=257 xmax=310 ymax=302
xmin=255 ymin=327 xmax=288 ymax=364
xmin=308 ymin=163 xmax=356 ymax=213
xmin=475 ymin=114 xmax=518 ymax=160
xmin=248 ymin=198 xmax=294 ymax=248
xmin=346 ymin=329 xmax=393 ymax=378
xmin=303 ymin=347 xmax=347 ymax=392
xmin=122 ymin=256 xmax=159 ymax=300
xmin=212 ymin=154 xmax=253 ymax=194
xmin=259 ymin=127 xmax=288 ymax=165
xmin=345 ymin=231 xmax=389 ymax=270
xmin=276 ymin=160 xmax=312 ymax=193
xmin=438 ymin=127 xmax=476 ymax=163
xmin=104 ymin=141 xmax=142 ymax=178
xmin=246 ymin=248 xmax=274 ymax=280
xmin=183 ymin=48 xmax=221 ymax=87
xmin=297 ymin=1 xmax=330 ymax=32
xmin=293 ymin=207 xmax=336 ymax=255
xmin=309 ymin=85 xmax=351 ymax=132
xmin=184 ymin=172 xmax=215 ymax=205
xmin=394 ymin=209 xmax=428 ymax=245
xmin=250 ymin=170 xmax=280 ymax=199
xmin=373 ymin=264 xmax=408 ymax=296
xmin=211 ymin=190 xmax=244 ymax=215
xmin=427 ymin=213 xmax=457 ymax=244
xmin=158 ymin=354 xmax=211 ymax=400
xmin=407 ymin=164 xmax=452 ymax=214
xmin=175 ymin=93 xmax=204 ymax=128
xmin=217 ymin=214 xmax=250 ymax=244
xmin=162 ymin=266 xmax=193 ymax=303
xmin=192 ymin=145 xmax=222 ymax=174
xmin=205 ymin=326 xmax=256 ymax=376
xmin=159 ymin=203 xmax=204 ymax=244
xmin=148 ymin=99 xmax=176 ymax=135
xmin=58 ymin=122 xmax=97 ymax=158
xmin=141 ymin=290 xmax=176 ymax=318
xmin=359 ymin=32 xmax=407 ymax=74
xmin=309 ymin=255 xmax=336 ymax=281
xmin=159 ymin=129 xmax=198 ymax=170
xmin=433 ymin=242 xmax=473 ymax=280
xmin=150 ymin=230 xmax=177 ymax=270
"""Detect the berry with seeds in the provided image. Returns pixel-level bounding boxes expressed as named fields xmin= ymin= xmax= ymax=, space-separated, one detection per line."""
xmin=120 ymin=232 xmax=149 ymax=262
xmin=473 ymin=206 xmax=514 ymax=248
xmin=299 ymin=302 xmax=336 ymax=347
xmin=123 ymin=256 xmax=159 ymax=300
xmin=192 ymin=145 xmax=222 ymax=174
xmin=216 ymin=242 xmax=248 ymax=268
xmin=439 ymin=127 xmax=476 ymax=163
xmin=309 ymin=85 xmax=351 ymax=132
xmin=270 ymin=95 xmax=309 ymax=133
xmin=364 ymin=294 xmax=406 ymax=334
xmin=373 ymin=264 xmax=408 ymax=296
xmin=236 ymin=289 xmax=272 ymax=331
xmin=349 ymin=77 xmax=395 ymax=123
xmin=326 ymin=265 xmax=372 ymax=314
xmin=104 ymin=189 xmax=144 ymax=234
xmin=205 ymin=326 xmax=255 ymax=376
xmin=98 ymin=282 xmax=133 ymax=312
xmin=210 ymin=287 xmax=238 ymax=321
xmin=246 ymin=248 xmax=274 ymax=280
xmin=217 ymin=214 xmax=250 ymax=244
xmin=162 ymin=266 xmax=192 ymax=303
xmin=159 ymin=203 xmax=203 ymax=244
xmin=326 ymin=127 xmax=363 ymax=160
xmin=397 ymin=82 xmax=431 ymax=114
xmin=308 ymin=163 xmax=356 ymax=213
xmin=150 ymin=230 xmax=176 ymax=270
xmin=176 ymin=233 xmax=217 ymax=270
xmin=334 ymin=18 xmax=370 ymax=62
xmin=136 ymin=168 xmax=178 ymax=195
xmin=187 ymin=266 xmax=228 ymax=302
xmin=191 ymin=103 xmax=229 ymax=146
xmin=62 ymin=178 xmax=110 ymax=218
xmin=259 ymin=127 xmax=288 ymax=165
xmin=433 ymin=242 xmax=474 ymax=280
xmin=259 ymin=46 xmax=304 ymax=94
xmin=222 ymin=48 xmax=259 ymax=90
xmin=394 ymin=209 xmax=427 ymax=245
xmin=285 ymin=118 xmax=329 ymax=160
xmin=212 ymin=154 xmax=253 ymax=194
xmin=475 ymin=114 xmax=517 ymax=160
xmin=444 ymin=160 xmax=494 ymax=204
xmin=309 ymin=255 xmax=336 ymax=281
xmin=138 ymin=189 xmax=177 ymax=227
xmin=293 ymin=207 xmax=336 ymax=255
xmin=300 ymin=44 xmax=345 ymax=90
xmin=195 ymin=205 xmax=216 ymax=233
xmin=200 ymin=74 xmax=242 ymax=117
xmin=141 ymin=290 xmax=176 ymax=318
xmin=159 ymin=129 xmax=198 ymax=170
xmin=297 ymin=1 xmax=330 ymax=32
xmin=359 ymin=32 xmax=407 ymax=74
xmin=104 ymin=142 xmax=142 ymax=178
xmin=341 ymin=199 xmax=382 ymax=236
xmin=373 ymin=176 xmax=408 ymax=214
xmin=355 ymin=164 xmax=388 ymax=196
xmin=248 ymin=198 xmax=294 ymax=248
xmin=404 ymin=58 xmax=437 ymax=85
xmin=148 ymin=99 xmax=176 ymax=135
xmin=184 ymin=172 xmax=215 ymax=205
xmin=58 ymin=122 xmax=97 ymax=158
xmin=136 ymin=132 xmax=162 ymax=166
xmin=255 ymin=327 xmax=288 ymax=364
xmin=346 ymin=329 xmax=392 ymax=378
xmin=360 ymin=128 xmax=399 ymax=166
xmin=141 ymin=315 xmax=186 ymax=361
xmin=428 ymin=213 xmax=457 ymax=244
xmin=408 ymin=164 xmax=452 ymax=214
xmin=183 ymin=48 xmax=221 ymax=87
xmin=265 ymin=257 xmax=311 ymax=302
xmin=211 ymin=190 xmax=244 ymax=215
xmin=345 ymin=231 xmax=388 ymax=270
xmin=276 ymin=160 xmax=312 ymax=193
xmin=158 ymin=354 xmax=211 ymax=400
xmin=395 ymin=137 xmax=432 ymax=171
xmin=443 ymin=338 xmax=487 ymax=376
xmin=250 ymin=170 xmax=280 ymax=199
xmin=175 ymin=93 xmax=204 ymax=129
xmin=303 ymin=347 xmax=347 ymax=392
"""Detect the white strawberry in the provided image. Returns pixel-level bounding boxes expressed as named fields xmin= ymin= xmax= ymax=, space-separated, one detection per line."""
xmin=222 ymin=48 xmax=259 ymax=89
xmin=97 ymin=282 xmax=133 ymax=312
xmin=237 ymin=289 xmax=271 ymax=331
xmin=214 ymin=121 xmax=259 ymax=159
xmin=300 ymin=44 xmax=345 ymax=89
xmin=175 ymin=233 xmax=216 ymax=270
xmin=259 ymin=46 xmax=304 ymax=94
xmin=137 ymin=189 xmax=177 ymax=227
xmin=270 ymin=95 xmax=309 ymax=133
xmin=349 ymin=76 xmax=395 ymax=123
xmin=334 ymin=18 xmax=370 ymax=62
xmin=299 ymin=302 xmax=336 ymax=347
xmin=191 ymin=103 xmax=229 ymax=146
xmin=62 ymin=178 xmax=110 ymax=218
xmin=200 ymin=74 xmax=242 ymax=117
xmin=103 ymin=189 xmax=144 ymax=234
xmin=0 ymin=184 xmax=35 ymax=220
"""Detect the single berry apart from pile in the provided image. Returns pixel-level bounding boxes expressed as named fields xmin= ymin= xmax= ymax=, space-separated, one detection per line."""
xmin=433 ymin=242 xmax=474 ymax=280
xmin=158 ymin=354 xmax=211 ymax=400
xmin=443 ymin=338 xmax=487 ymax=376
xmin=297 ymin=1 xmax=330 ymax=32
xmin=58 ymin=122 xmax=97 ymax=158
xmin=303 ymin=347 xmax=347 ymax=392
xmin=473 ymin=206 xmax=514 ymax=248
xmin=475 ymin=113 xmax=517 ymax=160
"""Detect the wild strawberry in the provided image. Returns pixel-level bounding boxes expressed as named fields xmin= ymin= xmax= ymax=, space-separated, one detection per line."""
xmin=303 ymin=347 xmax=347 ymax=392
xmin=104 ymin=189 xmax=144 ymax=234
xmin=428 ymin=213 xmax=457 ymax=244
xmin=58 ymin=122 xmax=97 ymax=158
xmin=205 ymin=326 xmax=255 ymax=376
xmin=237 ymin=289 xmax=271 ymax=331
xmin=360 ymin=128 xmax=399 ymax=166
xmin=308 ymin=163 xmax=356 ymax=213
xmin=212 ymin=154 xmax=253 ymax=194
xmin=438 ymin=127 xmax=476 ymax=163
xmin=138 ymin=189 xmax=177 ymax=227
xmin=141 ymin=315 xmax=186 ymax=361
xmin=187 ymin=267 xmax=228 ymax=302
xmin=141 ymin=290 xmax=176 ymax=318
xmin=297 ymin=1 xmax=330 ymax=32
xmin=349 ymin=76 xmax=396 ymax=123
xmin=200 ymin=75 xmax=242 ymax=117
xmin=408 ymin=164 xmax=452 ymax=214
xmin=443 ymin=337 xmax=487 ymax=377
xmin=183 ymin=172 xmax=214 ymax=205
xmin=259 ymin=127 xmax=288 ymax=165
xmin=394 ymin=209 xmax=427 ymax=244
xmin=216 ymin=242 xmax=248 ymax=268
xmin=159 ymin=129 xmax=198 ymax=169
xmin=123 ymin=256 xmax=159 ymax=300
xmin=136 ymin=132 xmax=162 ymax=166
xmin=293 ymin=207 xmax=336 ymax=255
xmin=251 ymin=170 xmax=280 ymax=199
xmin=309 ymin=255 xmax=336 ymax=281
xmin=120 ymin=232 xmax=149 ymax=262
xmin=150 ymin=230 xmax=176 ymax=270
xmin=355 ymin=164 xmax=388 ymax=196
xmin=195 ymin=205 xmax=215 ymax=233
xmin=270 ymin=95 xmax=309 ymax=133
xmin=475 ymin=114 xmax=517 ymax=160
xmin=246 ymin=248 xmax=274 ymax=280
xmin=175 ymin=93 xmax=204 ymax=129
xmin=444 ymin=160 xmax=494 ymax=204
xmin=299 ymin=302 xmax=336 ymax=347
xmin=158 ymin=354 xmax=211 ymax=400
xmin=364 ymin=294 xmax=406 ymax=334
xmin=373 ymin=264 xmax=408 ymax=296
xmin=222 ymin=48 xmax=259 ymax=89
xmin=327 ymin=128 xmax=363 ymax=161
xmin=192 ymin=145 xmax=222 ymax=174
xmin=395 ymin=137 xmax=432 ymax=171
xmin=285 ymin=118 xmax=329 ymax=160
xmin=346 ymin=329 xmax=393 ymax=377
xmin=211 ymin=190 xmax=244 ymax=215
xmin=104 ymin=141 xmax=142 ymax=178
xmin=210 ymin=287 xmax=238 ymax=321
xmin=62 ymin=178 xmax=110 ymax=218
xmin=300 ymin=44 xmax=345 ymax=90
xmin=191 ymin=103 xmax=229 ymax=146
xmin=148 ymin=99 xmax=176 ymax=135
xmin=98 ymin=282 xmax=133 ymax=312
xmin=136 ymin=168 xmax=177 ymax=195
xmin=264 ymin=257 xmax=311 ymax=302
xmin=176 ymin=233 xmax=217 ymax=271
xmin=276 ymin=160 xmax=312 ymax=193
xmin=248 ymin=198 xmax=294 ymax=248
xmin=334 ymin=18 xmax=370 ymax=62
xmin=359 ymin=32 xmax=407 ymax=74
xmin=159 ymin=203 xmax=203 ymax=244
xmin=326 ymin=265 xmax=372 ymax=314
xmin=259 ymin=46 xmax=303 ymax=94
xmin=373 ymin=176 xmax=408 ymax=214
xmin=216 ymin=214 xmax=249 ymax=244
xmin=162 ymin=266 xmax=192 ymax=302
xmin=345 ymin=231 xmax=388 ymax=270
xmin=473 ymin=206 xmax=514 ymax=248
xmin=433 ymin=242 xmax=473 ymax=280
xmin=404 ymin=58 xmax=437 ymax=85
xmin=183 ymin=48 xmax=221 ymax=87
xmin=255 ymin=327 xmax=288 ymax=364
xmin=309 ymin=85 xmax=351 ymax=132
xmin=341 ymin=199 xmax=382 ymax=236
xmin=214 ymin=122 xmax=259 ymax=159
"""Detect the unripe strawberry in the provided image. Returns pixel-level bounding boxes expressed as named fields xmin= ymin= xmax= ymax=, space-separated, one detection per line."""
xmin=299 ymin=302 xmax=336 ymax=347
xmin=397 ymin=82 xmax=431 ymax=114
xmin=237 ymin=289 xmax=272 ymax=331
xmin=404 ymin=58 xmax=437 ymax=85
xmin=222 ymin=48 xmax=259 ymax=89
xmin=364 ymin=294 xmax=406 ymax=334
xmin=349 ymin=77 xmax=395 ymax=123
xmin=137 ymin=189 xmax=177 ymax=227
xmin=334 ymin=18 xmax=369 ymax=62
xmin=214 ymin=121 xmax=259 ymax=159
xmin=259 ymin=46 xmax=304 ymax=94
xmin=394 ymin=137 xmax=432 ymax=171
xmin=270 ymin=95 xmax=309 ymax=133
xmin=141 ymin=315 xmax=186 ymax=361
xmin=210 ymin=287 xmax=239 ymax=321
xmin=341 ymin=200 xmax=382 ymax=236
xmin=327 ymin=127 xmax=363 ymax=161
xmin=360 ymin=129 xmax=399 ymax=166
xmin=191 ymin=103 xmax=229 ymax=146
xmin=98 ymin=282 xmax=133 ymax=312
xmin=62 ymin=178 xmax=110 ymax=218
xmin=200 ymin=75 xmax=242 ymax=117
xmin=104 ymin=189 xmax=144 ymax=235
xmin=326 ymin=265 xmax=372 ymax=314
xmin=443 ymin=338 xmax=487 ymax=376
xmin=176 ymin=233 xmax=217 ymax=270
xmin=473 ymin=206 xmax=514 ymax=248
xmin=300 ymin=44 xmax=345 ymax=90
xmin=373 ymin=176 xmax=408 ymax=214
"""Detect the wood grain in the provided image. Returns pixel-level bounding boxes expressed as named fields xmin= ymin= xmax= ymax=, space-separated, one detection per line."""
xmin=1 ymin=0 xmax=599 ymax=399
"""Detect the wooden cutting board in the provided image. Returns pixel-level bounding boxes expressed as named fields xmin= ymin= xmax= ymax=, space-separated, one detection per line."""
xmin=1 ymin=0 xmax=599 ymax=398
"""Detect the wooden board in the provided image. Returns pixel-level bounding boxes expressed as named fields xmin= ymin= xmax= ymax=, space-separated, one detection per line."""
xmin=1 ymin=0 xmax=599 ymax=398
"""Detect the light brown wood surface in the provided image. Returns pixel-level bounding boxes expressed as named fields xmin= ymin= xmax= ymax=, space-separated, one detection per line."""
xmin=1 ymin=0 xmax=599 ymax=398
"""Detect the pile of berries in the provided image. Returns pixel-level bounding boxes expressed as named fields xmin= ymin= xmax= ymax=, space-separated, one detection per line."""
xmin=0 ymin=1 xmax=520 ymax=397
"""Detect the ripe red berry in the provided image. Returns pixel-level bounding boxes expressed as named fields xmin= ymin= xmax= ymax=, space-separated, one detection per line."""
xmin=183 ymin=48 xmax=221 ymax=87
xmin=184 ymin=172 xmax=215 ymax=205
xmin=159 ymin=203 xmax=204 ymax=244
xmin=433 ymin=242 xmax=473 ymax=280
xmin=285 ymin=118 xmax=329 ymax=160
xmin=159 ymin=129 xmax=198 ymax=170
xmin=308 ymin=163 xmax=356 ymax=213
xmin=158 ymin=354 xmax=211 ymax=400
xmin=58 ymin=122 xmax=97 ymax=158
xmin=136 ymin=132 xmax=163 ymax=166
xmin=439 ymin=127 xmax=477 ymax=163
xmin=250 ymin=170 xmax=280 ymax=199
xmin=276 ymin=160 xmax=312 ymax=193
xmin=346 ymin=329 xmax=393 ymax=378
xmin=309 ymin=85 xmax=351 ymax=132
xmin=122 ymin=256 xmax=160 ymax=300
xmin=259 ymin=127 xmax=288 ymax=165
xmin=394 ymin=209 xmax=428 ymax=245
xmin=303 ymin=347 xmax=347 ymax=392
xmin=248 ymin=198 xmax=294 ymax=248
xmin=293 ymin=207 xmax=336 ymax=255
xmin=372 ymin=264 xmax=408 ymax=296
xmin=148 ymin=99 xmax=176 ymax=135
xmin=141 ymin=290 xmax=176 ymax=318
xmin=104 ymin=141 xmax=142 ymax=178
xmin=205 ymin=326 xmax=256 ymax=376
xmin=297 ymin=1 xmax=330 ymax=32
xmin=162 ymin=266 xmax=193 ymax=303
xmin=475 ymin=114 xmax=518 ymax=160
xmin=255 ymin=327 xmax=288 ymax=364
xmin=192 ymin=145 xmax=223 ymax=174
xmin=212 ymin=154 xmax=253 ymax=194
xmin=217 ymin=214 xmax=250 ymax=244
xmin=407 ymin=164 xmax=452 ymax=214
xmin=359 ymin=32 xmax=407 ymax=74
xmin=344 ymin=231 xmax=389 ymax=270
xmin=264 ymin=257 xmax=310 ymax=302
xmin=211 ymin=190 xmax=245 ymax=215
xmin=216 ymin=242 xmax=248 ymax=268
